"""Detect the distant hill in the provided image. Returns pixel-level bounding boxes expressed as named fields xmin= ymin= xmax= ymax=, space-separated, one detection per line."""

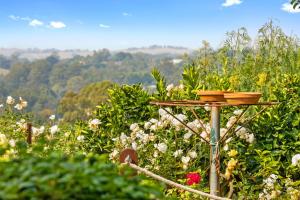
xmin=120 ymin=45 xmax=192 ymax=55
xmin=0 ymin=45 xmax=192 ymax=60
xmin=0 ymin=48 xmax=93 ymax=60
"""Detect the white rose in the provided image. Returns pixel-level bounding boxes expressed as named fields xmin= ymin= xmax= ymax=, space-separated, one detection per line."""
xmin=233 ymin=109 xmax=243 ymax=116
xmin=129 ymin=123 xmax=139 ymax=131
xmin=6 ymin=96 xmax=15 ymax=105
xmin=9 ymin=139 xmax=16 ymax=147
xmin=49 ymin=125 xmax=59 ymax=135
xmin=188 ymin=151 xmax=197 ymax=159
xmin=77 ymin=135 xmax=85 ymax=141
xmin=183 ymin=132 xmax=193 ymax=140
xmin=181 ymin=156 xmax=191 ymax=164
xmin=49 ymin=115 xmax=56 ymax=120
xmin=131 ymin=142 xmax=137 ymax=150
xmin=14 ymin=104 xmax=23 ymax=110
xmin=155 ymin=142 xmax=167 ymax=153
xmin=173 ymin=149 xmax=183 ymax=158
xmin=144 ymin=122 xmax=152 ymax=130
xmin=89 ymin=119 xmax=101 ymax=130
xmin=166 ymin=84 xmax=174 ymax=92
xmin=292 ymin=154 xmax=300 ymax=166
xmin=247 ymin=133 xmax=255 ymax=144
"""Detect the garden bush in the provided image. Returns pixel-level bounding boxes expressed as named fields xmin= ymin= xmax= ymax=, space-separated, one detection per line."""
xmin=0 ymin=153 xmax=164 ymax=200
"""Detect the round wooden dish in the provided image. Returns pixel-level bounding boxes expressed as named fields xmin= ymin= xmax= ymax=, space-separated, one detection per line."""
xmin=197 ymin=90 xmax=232 ymax=102
xmin=224 ymin=92 xmax=262 ymax=104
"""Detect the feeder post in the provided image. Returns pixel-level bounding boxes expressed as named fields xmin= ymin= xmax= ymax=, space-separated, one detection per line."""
xmin=210 ymin=106 xmax=220 ymax=198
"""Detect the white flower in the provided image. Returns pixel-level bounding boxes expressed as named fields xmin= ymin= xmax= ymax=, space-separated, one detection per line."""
xmin=6 ymin=96 xmax=15 ymax=105
xmin=188 ymin=151 xmax=197 ymax=159
xmin=32 ymin=126 xmax=45 ymax=136
xmin=181 ymin=156 xmax=191 ymax=164
xmin=171 ymin=114 xmax=187 ymax=128
xmin=247 ymin=133 xmax=255 ymax=144
xmin=269 ymin=174 xmax=278 ymax=180
xmin=89 ymin=119 xmax=101 ymax=130
xmin=225 ymin=137 xmax=232 ymax=144
xmin=158 ymin=108 xmax=167 ymax=117
xmin=178 ymin=84 xmax=184 ymax=90
xmin=166 ymin=84 xmax=174 ymax=92
xmin=233 ymin=109 xmax=243 ymax=116
xmin=0 ymin=104 xmax=3 ymax=108
xmin=154 ymin=142 xmax=167 ymax=153
xmin=144 ymin=122 xmax=152 ymax=130
xmin=173 ymin=149 xmax=183 ymax=158
xmin=77 ymin=135 xmax=85 ymax=141
xmin=64 ymin=132 xmax=70 ymax=137
xmin=49 ymin=115 xmax=55 ymax=120
xmin=109 ymin=149 xmax=119 ymax=160
xmin=153 ymin=150 xmax=159 ymax=158
xmin=49 ymin=125 xmax=59 ymax=135
xmin=223 ymin=144 xmax=229 ymax=151
xmin=0 ymin=134 xmax=8 ymax=146
xmin=19 ymin=97 xmax=28 ymax=108
xmin=204 ymin=104 xmax=211 ymax=111
xmin=39 ymin=126 xmax=45 ymax=134
xmin=149 ymin=118 xmax=158 ymax=124
xmin=9 ymin=139 xmax=16 ymax=147
xmin=184 ymin=132 xmax=193 ymax=140
xmin=235 ymin=126 xmax=247 ymax=137
xmin=292 ymin=154 xmax=300 ymax=166
xmin=130 ymin=123 xmax=139 ymax=132
xmin=200 ymin=131 xmax=208 ymax=141
xmin=131 ymin=142 xmax=137 ymax=150
xmin=120 ymin=132 xmax=128 ymax=144
xmin=150 ymin=124 xmax=158 ymax=131
xmin=14 ymin=104 xmax=23 ymax=110
xmin=226 ymin=116 xmax=237 ymax=128
xmin=220 ymin=128 xmax=227 ymax=138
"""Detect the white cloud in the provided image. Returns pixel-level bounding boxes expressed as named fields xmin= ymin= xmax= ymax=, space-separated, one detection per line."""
xmin=122 ymin=12 xmax=132 ymax=16
xmin=281 ymin=2 xmax=300 ymax=13
xmin=9 ymin=15 xmax=31 ymax=21
xmin=20 ymin=17 xmax=31 ymax=21
xmin=49 ymin=21 xmax=66 ymax=29
xmin=222 ymin=0 xmax=242 ymax=7
xmin=99 ymin=24 xmax=110 ymax=28
xmin=9 ymin=15 xmax=20 ymax=20
xmin=29 ymin=19 xmax=44 ymax=27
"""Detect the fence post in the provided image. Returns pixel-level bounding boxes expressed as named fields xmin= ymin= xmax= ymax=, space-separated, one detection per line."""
xmin=27 ymin=123 xmax=32 ymax=145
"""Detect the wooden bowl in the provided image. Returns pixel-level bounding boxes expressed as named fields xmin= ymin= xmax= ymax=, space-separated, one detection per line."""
xmin=196 ymin=90 xmax=232 ymax=102
xmin=224 ymin=92 xmax=262 ymax=104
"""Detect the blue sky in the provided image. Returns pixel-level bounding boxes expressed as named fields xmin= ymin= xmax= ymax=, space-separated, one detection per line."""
xmin=0 ymin=0 xmax=299 ymax=50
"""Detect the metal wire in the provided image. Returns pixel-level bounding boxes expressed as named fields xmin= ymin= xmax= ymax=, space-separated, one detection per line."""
xmin=122 ymin=160 xmax=231 ymax=200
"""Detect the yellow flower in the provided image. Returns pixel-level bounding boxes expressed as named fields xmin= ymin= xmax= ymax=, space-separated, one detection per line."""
xmin=228 ymin=149 xmax=238 ymax=157
xmin=224 ymin=169 xmax=231 ymax=180
xmin=227 ymin=158 xmax=238 ymax=171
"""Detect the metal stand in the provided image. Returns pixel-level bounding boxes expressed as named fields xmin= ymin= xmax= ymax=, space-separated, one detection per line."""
xmin=150 ymin=100 xmax=278 ymax=199
xmin=210 ymin=106 xmax=220 ymax=197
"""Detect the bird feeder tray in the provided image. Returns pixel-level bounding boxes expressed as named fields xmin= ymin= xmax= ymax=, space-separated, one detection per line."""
xmin=224 ymin=92 xmax=262 ymax=105
xmin=196 ymin=90 xmax=232 ymax=102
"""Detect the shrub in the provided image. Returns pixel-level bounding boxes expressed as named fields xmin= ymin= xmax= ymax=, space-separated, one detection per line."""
xmin=0 ymin=153 xmax=164 ymax=200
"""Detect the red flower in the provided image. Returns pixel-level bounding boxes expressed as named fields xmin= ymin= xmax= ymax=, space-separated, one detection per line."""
xmin=186 ymin=172 xmax=201 ymax=185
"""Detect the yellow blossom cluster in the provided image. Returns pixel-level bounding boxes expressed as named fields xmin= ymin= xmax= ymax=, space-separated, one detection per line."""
xmin=225 ymin=158 xmax=238 ymax=180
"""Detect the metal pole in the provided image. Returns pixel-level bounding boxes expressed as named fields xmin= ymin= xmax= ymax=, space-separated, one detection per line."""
xmin=210 ymin=106 xmax=220 ymax=198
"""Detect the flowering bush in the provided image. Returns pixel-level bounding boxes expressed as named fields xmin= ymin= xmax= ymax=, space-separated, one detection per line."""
xmin=85 ymin=70 xmax=300 ymax=199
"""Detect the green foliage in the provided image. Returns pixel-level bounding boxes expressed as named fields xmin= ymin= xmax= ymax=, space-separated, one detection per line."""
xmin=0 ymin=50 xmax=183 ymax=119
xmin=98 ymin=84 xmax=154 ymax=130
xmin=89 ymin=21 xmax=300 ymax=199
xmin=58 ymin=81 xmax=113 ymax=122
xmin=0 ymin=153 xmax=164 ymax=200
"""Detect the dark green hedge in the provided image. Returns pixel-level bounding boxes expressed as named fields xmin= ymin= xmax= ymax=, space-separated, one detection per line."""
xmin=0 ymin=153 xmax=164 ymax=200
